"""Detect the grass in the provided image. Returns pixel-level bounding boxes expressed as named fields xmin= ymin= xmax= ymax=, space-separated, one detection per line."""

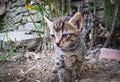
xmin=0 ymin=41 xmax=17 ymax=61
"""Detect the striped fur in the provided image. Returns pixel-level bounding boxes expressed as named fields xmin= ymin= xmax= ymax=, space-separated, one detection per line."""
xmin=44 ymin=12 xmax=86 ymax=82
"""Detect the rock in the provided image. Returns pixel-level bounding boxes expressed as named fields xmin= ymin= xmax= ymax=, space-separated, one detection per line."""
xmin=30 ymin=10 xmax=37 ymax=14
xmin=99 ymin=48 xmax=120 ymax=61
xmin=22 ymin=17 xmax=27 ymax=23
xmin=15 ymin=7 xmax=26 ymax=15
xmin=10 ymin=11 xmax=17 ymax=17
xmin=0 ymin=30 xmax=39 ymax=51
xmin=21 ymin=20 xmax=27 ymax=24
xmin=24 ymin=12 xmax=28 ymax=16
xmin=10 ymin=7 xmax=16 ymax=12
xmin=6 ymin=5 xmax=10 ymax=12
xmin=1 ymin=30 xmax=39 ymax=42
xmin=17 ymin=25 xmax=24 ymax=30
xmin=21 ymin=22 xmax=40 ymax=30
xmin=16 ymin=0 xmax=26 ymax=6
xmin=13 ymin=13 xmax=23 ymax=23
xmin=11 ymin=2 xmax=17 ymax=8
xmin=27 ymin=14 xmax=40 ymax=22
xmin=14 ymin=23 xmax=20 ymax=29
xmin=8 ymin=1 xmax=12 ymax=7
xmin=4 ymin=17 xmax=15 ymax=30
xmin=22 ymin=16 xmax=28 ymax=22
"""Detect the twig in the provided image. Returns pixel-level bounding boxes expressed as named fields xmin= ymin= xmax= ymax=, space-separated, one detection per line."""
xmin=103 ymin=3 xmax=119 ymax=47
xmin=68 ymin=0 xmax=72 ymax=15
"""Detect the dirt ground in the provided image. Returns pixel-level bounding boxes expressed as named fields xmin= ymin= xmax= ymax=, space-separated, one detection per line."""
xmin=0 ymin=49 xmax=120 ymax=82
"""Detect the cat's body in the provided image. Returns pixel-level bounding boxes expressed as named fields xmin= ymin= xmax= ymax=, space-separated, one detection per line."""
xmin=44 ymin=12 xmax=87 ymax=82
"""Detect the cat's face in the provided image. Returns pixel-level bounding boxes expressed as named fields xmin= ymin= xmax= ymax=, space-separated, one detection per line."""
xmin=44 ymin=12 xmax=83 ymax=49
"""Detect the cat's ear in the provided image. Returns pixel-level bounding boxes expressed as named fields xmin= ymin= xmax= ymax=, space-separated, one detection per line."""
xmin=44 ymin=15 xmax=53 ymax=28
xmin=68 ymin=12 xmax=83 ymax=31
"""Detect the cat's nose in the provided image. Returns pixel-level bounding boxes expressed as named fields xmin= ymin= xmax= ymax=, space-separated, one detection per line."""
xmin=56 ymin=42 xmax=60 ymax=46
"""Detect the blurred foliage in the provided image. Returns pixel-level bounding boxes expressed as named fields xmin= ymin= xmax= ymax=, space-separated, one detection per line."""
xmin=25 ymin=0 xmax=67 ymax=50
xmin=0 ymin=40 xmax=17 ymax=61
xmin=26 ymin=0 xmax=120 ymax=49
xmin=103 ymin=0 xmax=111 ymax=29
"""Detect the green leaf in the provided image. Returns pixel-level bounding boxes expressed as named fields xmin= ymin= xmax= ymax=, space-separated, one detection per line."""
xmin=32 ymin=5 xmax=43 ymax=12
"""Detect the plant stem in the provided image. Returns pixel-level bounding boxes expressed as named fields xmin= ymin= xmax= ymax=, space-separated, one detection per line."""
xmin=28 ymin=11 xmax=42 ymax=39
xmin=5 ymin=13 xmax=9 ymax=40
xmin=103 ymin=3 xmax=119 ymax=47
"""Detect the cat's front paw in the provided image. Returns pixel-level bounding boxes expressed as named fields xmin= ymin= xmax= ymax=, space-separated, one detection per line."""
xmin=58 ymin=68 xmax=72 ymax=82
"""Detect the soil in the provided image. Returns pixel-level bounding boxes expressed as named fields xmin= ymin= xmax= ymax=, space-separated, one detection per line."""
xmin=0 ymin=49 xmax=120 ymax=82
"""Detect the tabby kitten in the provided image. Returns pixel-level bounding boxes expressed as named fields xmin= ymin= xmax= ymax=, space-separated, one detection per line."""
xmin=44 ymin=12 xmax=86 ymax=82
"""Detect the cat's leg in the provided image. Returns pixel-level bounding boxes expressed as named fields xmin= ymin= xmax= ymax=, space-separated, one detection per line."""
xmin=58 ymin=68 xmax=71 ymax=82
xmin=72 ymin=60 xmax=83 ymax=82
xmin=55 ymin=55 xmax=71 ymax=82
xmin=70 ymin=55 xmax=84 ymax=81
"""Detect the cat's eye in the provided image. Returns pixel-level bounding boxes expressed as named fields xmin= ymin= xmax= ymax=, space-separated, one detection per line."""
xmin=62 ymin=34 xmax=69 ymax=38
xmin=50 ymin=34 xmax=55 ymax=38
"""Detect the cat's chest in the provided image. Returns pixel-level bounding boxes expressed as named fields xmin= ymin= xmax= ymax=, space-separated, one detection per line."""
xmin=63 ymin=51 xmax=84 ymax=67
xmin=55 ymin=46 xmax=84 ymax=68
